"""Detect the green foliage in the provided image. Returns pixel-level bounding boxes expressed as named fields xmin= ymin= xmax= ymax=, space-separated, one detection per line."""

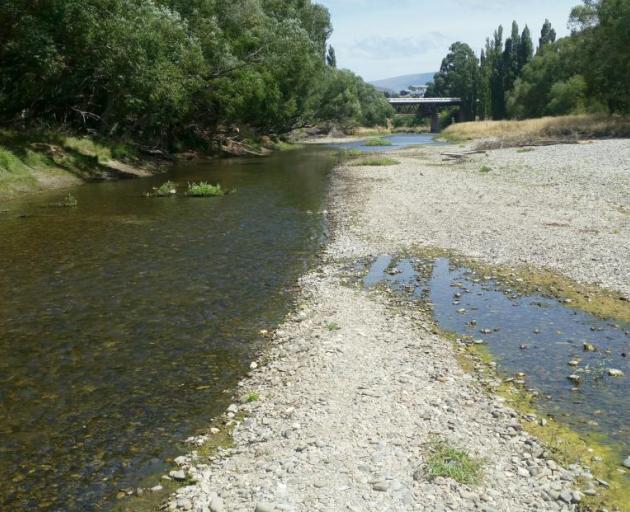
xmin=0 ymin=0 xmax=386 ymax=147
xmin=424 ymin=439 xmax=484 ymax=485
xmin=392 ymin=114 xmax=427 ymax=130
xmin=432 ymin=1 xmax=630 ymax=121
xmin=326 ymin=46 xmax=337 ymax=68
xmin=325 ymin=322 xmax=341 ymax=331
xmin=363 ymin=138 xmax=392 ymax=147
xmin=245 ymin=393 xmax=260 ymax=403
xmin=480 ymin=165 xmax=492 ymax=173
xmin=426 ymin=42 xmax=479 ymax=121
xmin=538 ymin=18 xmax=557 ymax=53
xmin=317 ymin=69 xmax=393 ymax=129
xmin=336 ymin=148 xmax=364 ymax=159
xmin=351 ymin=157 xmax=400 ymax=166
xmin=570 ymin=0 xmax=630 ymax=114
xmin=186 ymin=182 xmax=226 ymax=197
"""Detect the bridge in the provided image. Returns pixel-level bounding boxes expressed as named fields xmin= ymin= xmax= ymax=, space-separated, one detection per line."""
xmin=387 ymin=97 xmax=462 ymax=133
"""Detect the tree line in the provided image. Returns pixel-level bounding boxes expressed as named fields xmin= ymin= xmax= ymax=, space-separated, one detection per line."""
xmin=0 ymin=0 xmax=392 ymax=148
xmin=426 ymin=0 xmax=630 ymax=121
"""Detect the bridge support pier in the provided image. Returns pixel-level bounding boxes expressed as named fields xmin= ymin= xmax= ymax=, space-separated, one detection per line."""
xmin=430 ymin=112 xmax=440 ymax=133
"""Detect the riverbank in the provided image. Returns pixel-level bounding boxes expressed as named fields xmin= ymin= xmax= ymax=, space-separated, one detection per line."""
xmin=0 ymin=131 xmax=164 ymax=200
xmin=164 ymin=139 xmax=629 ymax=511
xmin=0 ymin=130 xmax=304 ymax=201
xmin=441 ymin=115 xmax=630 ymax=148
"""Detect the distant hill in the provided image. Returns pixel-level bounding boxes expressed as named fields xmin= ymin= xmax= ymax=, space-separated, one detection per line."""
xmin=369 ymin=72 xmax=436 ymax=93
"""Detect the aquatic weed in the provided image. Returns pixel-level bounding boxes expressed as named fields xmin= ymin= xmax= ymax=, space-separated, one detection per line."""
xmin=363 ymin=137 xmax=393 ymax=147
xmin=186 ymin=182 xmax=226 ymax=197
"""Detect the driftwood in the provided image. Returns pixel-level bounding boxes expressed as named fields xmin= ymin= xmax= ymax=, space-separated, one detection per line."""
xmin=441 ymin=150 xmax=488 ymax=160
xmin=476 ymin=139 xmax=582 ymax=151
xmin=217 ymin=136 xmax=270 ymax=157
xmin=138 ymin=146 xmax=176 ymax=161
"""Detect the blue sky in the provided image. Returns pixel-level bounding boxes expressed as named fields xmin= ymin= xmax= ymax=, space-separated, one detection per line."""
xmin=318 ymin=0 xmax=580 ymax=81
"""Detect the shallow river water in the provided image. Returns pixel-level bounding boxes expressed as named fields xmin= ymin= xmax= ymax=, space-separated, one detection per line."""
xmin=0 ymin=148 xmax=336 ymax=511
xmin=364 ymin=256 xmax=630 ymax=457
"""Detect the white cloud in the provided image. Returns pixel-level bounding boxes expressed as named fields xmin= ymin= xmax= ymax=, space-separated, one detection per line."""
xmin=350 ymin=33 xmax=450 ymax=59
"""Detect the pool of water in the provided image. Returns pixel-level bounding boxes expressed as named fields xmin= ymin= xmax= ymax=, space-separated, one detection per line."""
xmin=0 ymin=148 xmax=336 ymax=511
xmin=333 ymin=133 xmax=441 ymax=153
xmin=363 ymin=256 xmax=630 ymax=457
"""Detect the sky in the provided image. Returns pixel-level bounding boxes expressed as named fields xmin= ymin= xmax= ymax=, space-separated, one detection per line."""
xmin=318 ymin=0 xmax=579 ymax=82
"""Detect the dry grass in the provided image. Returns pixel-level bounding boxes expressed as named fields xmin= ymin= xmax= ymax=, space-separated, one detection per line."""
xmin=442 ymin=115 xmax=630 ymax=146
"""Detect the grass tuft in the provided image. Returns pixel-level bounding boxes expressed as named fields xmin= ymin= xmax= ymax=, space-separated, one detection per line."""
xmin=245 ymin=393 xmax=260 ymax=403
xmin=337 ymin=148 xmax=364 ymax=159
xmin=363 ymin=137 xmax=393 ymax=147
xmin=424 ymin=439 xmax=483 ymax=485
xmin=351 ymin=156 xmax=400 ymax=167
xmin=185 ymin=182 xmax=226 ymax=197
xmin=326 ymin=322 xmax=341 ymax=331
xmin=480 ymin=165 xmax=492 ymax=173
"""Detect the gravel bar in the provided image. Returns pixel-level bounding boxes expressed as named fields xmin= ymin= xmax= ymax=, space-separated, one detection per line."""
xmin=165 ymin=140 xmax=630 ymax=512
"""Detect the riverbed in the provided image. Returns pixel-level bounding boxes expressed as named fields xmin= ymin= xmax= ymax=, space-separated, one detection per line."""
xmin=0 ymin=148 xmax=336 ymax=511
xmin=166 ymin=138 xmax=630 ymax=512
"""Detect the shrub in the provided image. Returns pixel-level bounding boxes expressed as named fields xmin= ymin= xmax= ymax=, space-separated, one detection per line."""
xmin=186 ymin=182 xmax=226 ymax=197
xmin=363 ymin=137 xmax=393 ymax=147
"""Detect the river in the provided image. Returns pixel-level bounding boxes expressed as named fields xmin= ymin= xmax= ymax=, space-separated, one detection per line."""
xmin=0 ymin=147 xmax=337 ymax=511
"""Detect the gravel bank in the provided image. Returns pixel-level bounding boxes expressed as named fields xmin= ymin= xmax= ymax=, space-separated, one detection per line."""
xmin=331 ymin=139 xmax=630 ymax=298
xmin=168 ymin=268 xmax=587 ymax=512
xmin=161 ymin=140 xmax=629 ymax=511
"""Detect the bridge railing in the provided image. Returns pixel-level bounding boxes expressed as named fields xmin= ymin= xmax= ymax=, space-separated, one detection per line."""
xmin=387 ymin=97 xmax=461 ymax=104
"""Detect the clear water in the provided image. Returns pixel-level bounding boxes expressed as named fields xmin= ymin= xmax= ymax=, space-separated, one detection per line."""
xmin=333 ymin=133 xmax=442 ymax=153
xmin=0 ymin=148 xmax=336 ymax=511
xmin=364 ymin=256 xmax=630 ymax=457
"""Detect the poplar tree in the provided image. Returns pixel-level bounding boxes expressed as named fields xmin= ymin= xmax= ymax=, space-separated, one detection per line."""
xmin=538 ymin=19 xmax=557 ymax=54
xmin=518 ymin=25 xmax=534 ymax=73
xmin=326 ymin=46 xmax=337 ymax=68
xmin=490 ymin=26 xmax=506 ymax=119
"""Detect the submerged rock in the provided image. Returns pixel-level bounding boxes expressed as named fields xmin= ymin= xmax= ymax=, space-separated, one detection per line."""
xmin=608 ymin=369 xmax=624 ymax=377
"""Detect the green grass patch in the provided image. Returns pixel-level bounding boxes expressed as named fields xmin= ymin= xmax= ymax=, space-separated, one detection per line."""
xmin=337 ymin=148 xmax=364 ymax=159
xmin=424 ymin=439 xmax=484 ymax=485
xmin=245 ymin=392 xmax=260 ymax=403
xmin=185 ymin=182 xmax=226 ymax=197
xmin=351 ymin=156 xmax=400 ymax=167
xmin=480 ymin=165 xmax=492 ymax=173
xmin=0 ymin=130 xmax=141 ymax=198
xmin=147 ymin=181 xmax=177 ymax=198
xmin=363 ymin=137 xmax=393 ymax=147
xmin=326 ymin=322 xmax=341 ymax=331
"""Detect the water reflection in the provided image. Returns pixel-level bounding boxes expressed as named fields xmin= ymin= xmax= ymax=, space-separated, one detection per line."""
xmin=364 ymin=256 xmax=630 ymax=455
